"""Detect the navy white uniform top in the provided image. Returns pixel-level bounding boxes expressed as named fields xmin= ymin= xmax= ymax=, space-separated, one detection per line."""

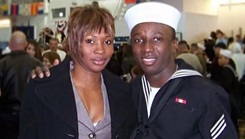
xmin=130 ymin=59 xmax=239 ymax=139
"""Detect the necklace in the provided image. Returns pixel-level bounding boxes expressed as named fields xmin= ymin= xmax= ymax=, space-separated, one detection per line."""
xmin=75 ymin=84 xmax=103 ymax=123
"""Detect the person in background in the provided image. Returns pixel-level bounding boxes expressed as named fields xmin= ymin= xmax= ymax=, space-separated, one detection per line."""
xmin=210 ymin=42 xmax=227 ymax=82
xmin=0 ymin=31 xmax=42 ymax=139
xmin=176 ymin=40 xmax=203 ymax=74
xmin=216 ymin=29 xmax=227 ymax=45
xmin=37 ymin=27 xmax=54 ymax=48
xmin=106 ymin=46 xmax=122 ymax=76
xmin=125 ymin=2 xmax=238 ymax=138
xmin=131 ymin=64 xmax=144 ymax=79
xmin=18 ymin=3 xmax=136 ymax=139
xmin=235 ymin=34 xmax=243 ymax=50
xmin=25 ymin=39 xmax=43 ymax=61
xmin=42 ymin=38 xmax=66 ymax=61
xmin=42 ymin=51 xmax=61 ymax=68
xmin=217 ymin=49 xmax=241 ymax=133
xmin=190 ymin=43 xmax=207 ymax=77
xmin=229 ymin=42 xmax=245 ymax=81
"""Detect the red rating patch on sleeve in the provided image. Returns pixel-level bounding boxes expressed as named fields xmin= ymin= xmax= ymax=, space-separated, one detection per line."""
xmin=175 ymin=98 xmax=187 ymax=104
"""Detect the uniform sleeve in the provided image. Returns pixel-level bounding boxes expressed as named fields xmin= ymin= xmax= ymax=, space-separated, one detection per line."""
xmin=198 ymin=92 xmax=238 ymax=139
xmin=18 ymin=81 xmax=38 ymax=139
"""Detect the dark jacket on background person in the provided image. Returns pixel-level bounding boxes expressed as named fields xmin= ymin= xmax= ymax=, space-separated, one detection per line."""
xmin=0 ymin=50 xmax=42 ymax=138
xmin=130 ymin=59 xmax=238 ymax=139
xmin=0 ymin=50 xmax=42 ymax=113
xmin=18 ymin=56 xmax=137 ymax=139
xmin=218 ymin=61 xmax=241 ymax=132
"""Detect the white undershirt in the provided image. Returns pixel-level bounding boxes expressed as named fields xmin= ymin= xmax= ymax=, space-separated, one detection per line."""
xmin=147 ymin=87 xmax=160 ymax=117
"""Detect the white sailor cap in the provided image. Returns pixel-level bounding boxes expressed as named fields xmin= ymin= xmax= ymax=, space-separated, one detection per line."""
xmin=197 ymin=43 xmax=206 ymax=50
xmin=220 ymin=49 xmax=231 ymax=58
xmin=124 ymin=2 xmax=181 ymax=33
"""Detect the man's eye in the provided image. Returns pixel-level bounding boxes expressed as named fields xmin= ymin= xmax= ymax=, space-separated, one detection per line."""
xmin=85 ymin=39 xmax=94 ymax=44
xmin=153 ymin=37 xmax=162 ymax=42
xmin=105 ymin=40 xmax=112 ymax=45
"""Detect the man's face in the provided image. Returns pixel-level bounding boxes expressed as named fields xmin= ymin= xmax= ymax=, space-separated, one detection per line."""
xmin=218 ymin=55 xmax=228 ymax=67
xmin=49 ymin=40 xmax=58 ymax=52
xmin=214 ymin=47 xmax=221 ymax=56
xmin=130 ymin=22 xmax=177 ymax=76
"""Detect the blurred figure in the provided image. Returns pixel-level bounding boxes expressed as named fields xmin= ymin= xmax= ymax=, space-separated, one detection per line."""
xmin=229 ymin=42 xmax=245 ymax=81
xmin=217 ymin=49 xmax=240 ymax=133
xmin=176 ymin=40 xmax=203 ymax=74
xmin=130 ymin=64 xmax=144 ymax=79
xmin=216 ymin=29 xmax=227 ymax=45
xmin=190 ymin=43 xmax=207 ymax=77
xmin=42 ymin=38 xmax=66 ymax=61
xmin=227 ymin=37 xmax=234 ymax=47
xmin=37 ymin=27 xmax=54 ymax=48
xmin=25 ymin=39 xmax=43 ymax=61
xmin=0 ymin=31 xmax=42 ymax=139
xmin=210 ymin=42 xmax=227 ymax=82
xmin=120 ymin=43 xmax=135 ymax=82
xmin=42 ymin=51 xmax=61 ymax=68
xmin=106 ymin=47 xmax=122 ymax=76
xmin=235 ymin=34 xmax=243 ymax=50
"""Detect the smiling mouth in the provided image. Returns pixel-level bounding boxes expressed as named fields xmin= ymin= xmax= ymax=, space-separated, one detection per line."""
xmin=142 ymin=58 xmax=156 ymax=65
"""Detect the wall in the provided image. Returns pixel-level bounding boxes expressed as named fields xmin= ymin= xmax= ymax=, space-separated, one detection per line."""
xmin=11 ymin=15 xmax=48 ymax=39
xmin=153 ymin=0 xmax=183 ymax=12
xmin=218 ymin=3 xmax=245 ymax=37
xmin=178 ymin=13 xmax=218 ymax=44
xmin=183 ymin=0 xmax=218 ymax=16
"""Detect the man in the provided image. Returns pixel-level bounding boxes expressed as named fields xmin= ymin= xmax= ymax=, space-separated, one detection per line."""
xmin=217 ymin=49 xmax=240 ymax=133
xmin=176 ymin=40 xmax=203 ymax=74
xmin=125 ymin=2 xmax=238 ymax=138
xmin=210 ymin=42 xmax=227 ymax=82
xmin=0 ymin=31 xmax=42 ymax=139
xmin=42 ymin=38 xmax=66 ymax=61
xmin=190 ymin=43 xmax=207 ymax=77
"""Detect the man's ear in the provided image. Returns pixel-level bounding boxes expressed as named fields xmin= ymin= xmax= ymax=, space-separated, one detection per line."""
xmin=53 ymin=59 xmax=60 ymax=66
xmin=171 ymin=39 xmax=178 ymax=54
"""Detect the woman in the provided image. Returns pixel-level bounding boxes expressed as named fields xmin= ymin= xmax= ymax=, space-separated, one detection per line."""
xmin=42 ymin=51 xmax=61 ymax=68
xmin=18 ymin=3 xmax=136 ymax=139
xmin=25 ymin=39 xmax=43 ymax=61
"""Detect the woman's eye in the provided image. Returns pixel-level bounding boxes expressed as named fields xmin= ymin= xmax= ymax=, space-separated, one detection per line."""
xmin=85 ymin=39 xmax=94 ymax=44
xmin=135 ymin=38 xmax=142 ymax=43
xmin=153 ymin=37 xmax=162 ymax=42
xmin=105 ymin=40 xmax=112 ymax=45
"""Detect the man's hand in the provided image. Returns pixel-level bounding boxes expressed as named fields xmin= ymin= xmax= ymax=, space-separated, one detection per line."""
xmin=31 ymin=58 xmax=60 ymax=79
xmin=31 ymin=66 xmax=50 ymax=79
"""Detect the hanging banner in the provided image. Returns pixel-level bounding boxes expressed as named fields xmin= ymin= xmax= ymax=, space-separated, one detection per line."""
xmin=37 ymin=2 xmax=44 ymax=14
xmin=31 ymin=3 xmax=38 ymax=15
xmin=19 ymin=3 xmax=31 ymax=16
xmin=1 ymin=4 xmax=9 ymax=16
xmin=125 ymin=0 xmax=137 ymax=4
xmin=11 ymin=3 xmax=19 ymax=16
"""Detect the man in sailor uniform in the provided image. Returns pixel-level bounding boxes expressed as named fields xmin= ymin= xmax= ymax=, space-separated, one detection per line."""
xmin=125 ymin=2 xmax=238 ymax=139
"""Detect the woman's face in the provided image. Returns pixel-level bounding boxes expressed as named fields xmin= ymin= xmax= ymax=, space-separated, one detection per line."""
xmin=43 ymin=57 xmax=52 ymax=68
xmin=75 ymin=28 xmax=114 ymax=73
xmin=26 ymin=44 xmax=36 ymax=57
